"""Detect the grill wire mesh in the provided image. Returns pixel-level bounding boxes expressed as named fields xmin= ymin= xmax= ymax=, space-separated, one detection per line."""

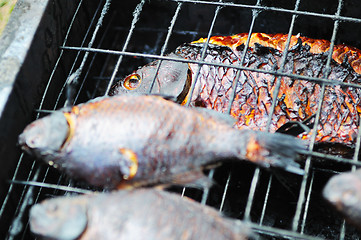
xmin=2 ymin=0 xmax=361 ymax=239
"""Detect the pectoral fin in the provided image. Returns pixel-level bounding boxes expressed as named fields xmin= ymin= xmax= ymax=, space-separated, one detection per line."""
xmin=118 ymin=148 xmax=138 ymax=180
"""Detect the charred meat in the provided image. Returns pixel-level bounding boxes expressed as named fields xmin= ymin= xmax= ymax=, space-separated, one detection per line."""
xmin=110 ymin=33 xmax=361 ymax=146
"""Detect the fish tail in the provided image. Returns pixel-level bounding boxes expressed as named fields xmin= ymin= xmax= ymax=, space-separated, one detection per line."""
xmin=242 ymin=130 xmax=306 ymax=175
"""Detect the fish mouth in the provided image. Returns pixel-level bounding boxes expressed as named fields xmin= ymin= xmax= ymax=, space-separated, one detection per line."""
xmin=18 ymin=133 xmax=28 ymax=150
xmin=19 ymin=143 xmax=31 ymax=155
xmin=18 ymin=141 xmax=59 ymax=166
xmin=18 ymin=132 xmax=42 ymax=159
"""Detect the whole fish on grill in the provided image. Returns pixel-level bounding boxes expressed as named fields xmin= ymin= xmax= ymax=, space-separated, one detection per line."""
xmin=110 ymin=33 xmax=361 ymax=146
xmin=323 ymin=168 xmax=361 ymax=230
xmin=18 ymin=95 xmax=305 ymax=189
xmin=29 ymin=189 xmax=255 ymax=240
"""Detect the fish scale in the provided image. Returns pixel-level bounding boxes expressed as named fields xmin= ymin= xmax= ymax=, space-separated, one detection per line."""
xmin=175 ymin=40 xmax=361 ymax=145
xmin=29 ymin=189 xmax=254 ymax=240
xmin=110 ymin=33 xmax=361 ymax=146
xmin=19 ymin=95 xmax=306 ymax=189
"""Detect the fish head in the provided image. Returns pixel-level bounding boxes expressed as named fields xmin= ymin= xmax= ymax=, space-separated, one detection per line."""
xmin=30 ymin=196 xmax=88 ymax=240
xmin=18 ymin=111 xmax=69 ymax=161
xmin=323 ymin=171 xmax=361 ymax=222
xmin=109 ymin=53 xmax=191 ymax=103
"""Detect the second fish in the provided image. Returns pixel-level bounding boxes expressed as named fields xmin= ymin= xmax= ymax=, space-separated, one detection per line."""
xmin=19 ymin=95 xmax=306 ymax=189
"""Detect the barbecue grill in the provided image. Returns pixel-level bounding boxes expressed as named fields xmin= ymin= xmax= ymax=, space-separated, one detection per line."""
xmin=1 ymin=0 xmax=361 ymax=239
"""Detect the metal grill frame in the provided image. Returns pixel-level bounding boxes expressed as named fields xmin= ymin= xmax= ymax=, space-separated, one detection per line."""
xmin=1 ymin=0 xmax=361 ymax=239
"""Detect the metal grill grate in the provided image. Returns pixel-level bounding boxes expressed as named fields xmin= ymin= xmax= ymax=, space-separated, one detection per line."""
xmin=1 ymin=0 xmax=361 ymax=239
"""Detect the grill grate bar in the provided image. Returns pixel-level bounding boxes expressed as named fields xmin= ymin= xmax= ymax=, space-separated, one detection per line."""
xmin=44 ymin=1 xmax=117 ymax=199
xmin=243 ymin=167 xmax=261 ymax=222
xmin=27 ymin=0 xmax=110 ymax=201
xmin=0 ymin=0 xmax=86 ymax=222
xmin=90 ymin=16 xmax=123 ymax=99
xmin=201 ymin=169 xmax=215 ymax=205
xmin=339 ymin=221 xmax=346 ymax=240
xmin=10 ymin=181 xmax=92 ymax=195
xmin=172 ymin=0 xmax=361 ymax=23
xmin=292 ymin=0 xmax=344 ymax=232
xmin=3 ymin=1 xmax=112 ymax=238
xmin=7 ymin=167 xmax=41 ymax=240
xmin=219 ymin=172 xmax=232 ymax=212
xmin=244 ymin=0 xmax=301 ymax=223
xmin=113 ymin=26 xmax=204 ymax=38
xmin=36 ymin=0 xmax=85 ymax=117
xmin=304 ymin=152 xmax=361 ymax=167
xmin=8 ymin=159 xmax=41 ymax=239
xmin=33 ymin=6 xmax=118 ymax=208
xmin=20 ymin=167 xmax=52 ymax=240
xmin=249 ymin=222 xmax=324 ymax=240
xmin=56 ymin=0 xmax=111 ymax=108
xmin=104 ymin=0 xmax=146 ymax=95
xmin=147 ymin=2 xmax=183 ymax=94
xmin=259 ymin=174 xmax=273 ymax=226
xmin=73 ymin=9 xmax=116 ymax=104
xmin=351 ymin=115 xmax=361 ymax=170
xmin=183 ymin=1 xmax=223 ymax=109
xmin=59 ymin=46 xmax=361 ymax=90
xmin=0 ymin=154 xmax=25 ymax=218
xmin=264 ymin=0 xmax=301 ymax=131
xmin=223 ymin=0 xmax=262 ymax=221
xmin=181 ymin=0 xmax=223 ymax=204
xmin=292 ymin=35 xmax=325 ymax=233
xmin=335 ymin=68 xmax=361 ymax=240
xmin=300 ymin=171 xmax=314 ymax=234
xmin=226 ymin=0 xmax=260 ymax=115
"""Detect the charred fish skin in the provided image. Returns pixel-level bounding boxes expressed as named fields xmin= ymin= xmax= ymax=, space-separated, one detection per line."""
xmin=323 ymin=169 xmax=361 ymax=230
xmin=109 ymin=33 xmax=361 ymax=146
xmin=19 ymin=95 xmax=305 ymax=189
xmin=30 ymin=189 xmax=254 ymax=240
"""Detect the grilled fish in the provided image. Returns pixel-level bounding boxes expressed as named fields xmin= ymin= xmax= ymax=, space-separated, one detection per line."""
xmin=29 ymin=189 xmax=254 ymax=240
xmin=323 ymin=168 xmax=361 ymax=230
xmin=110 ymin=33 xmax=361 ymax=146
xmin=19 ymin=95 xmax=305 ymax=189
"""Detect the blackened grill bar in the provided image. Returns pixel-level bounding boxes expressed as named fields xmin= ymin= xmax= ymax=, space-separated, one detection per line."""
xmin=0 ymin=1 xmax=112 ymax=239
xmin=243 ymin=0 xmax=301 ymax=226
xmin=55 ymin=0 xmax=112 ymax=108
xmin=58 ymin=46 xmax=361 ymax=90
xmin=293 ymin=0 xmax=344 ymax=232
xmin=1 ymin=0 xmax=361 ymax=239
xmin=104 ymin=0 xmax=146 ymax=96
xmin=171 ymin=0 xmax=361 ymax=23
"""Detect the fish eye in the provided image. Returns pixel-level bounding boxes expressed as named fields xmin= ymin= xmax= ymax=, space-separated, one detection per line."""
xmin=123 ymin=74 xmax=141 ymax=90
xmin=28 ymin=136 xmax=41 ymax=148
xmin=46 ymin=203 xmax=59 ymax=213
